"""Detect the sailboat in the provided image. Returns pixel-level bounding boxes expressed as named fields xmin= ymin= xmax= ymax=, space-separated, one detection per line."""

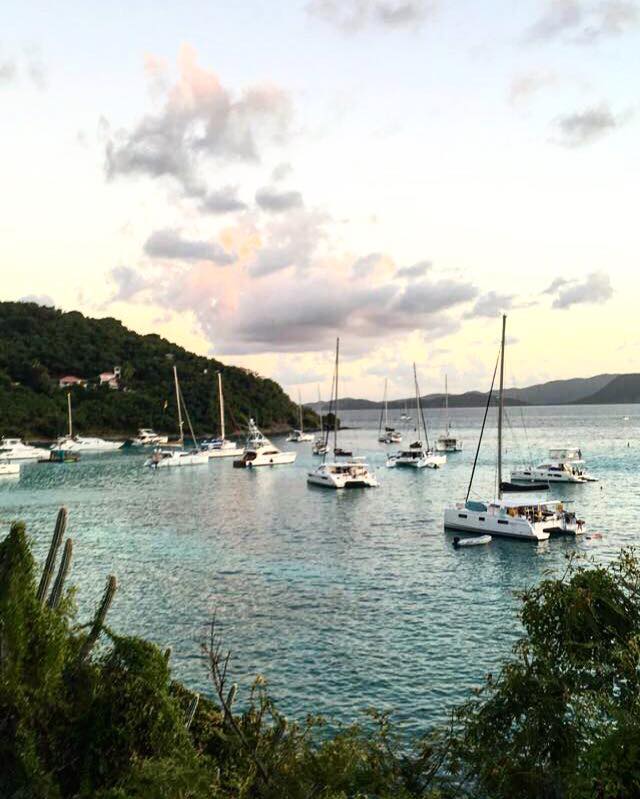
xmin=387 ymin=364 xmax=446 ymax=469
xmin=435 ymin=375 xmax=463 ymax=452
xmin=287 ymin=391 xmax=314 ymax=442
xmin=443 ymin=316 xmax=584 ymax=541
xmin=307 ymin=338 xmax=378 ymax=488
xmin=400 ymin=401 xmax=411 ymax=423
xmin=377 ymin=379 xmax=402 ymax=444
xmin=313 ymin=385 xmax=328 ymax=455
xmin=53 ymin=393 xmax=123 ymax=452
xmin=201 ymin=372 xmax=244 ymax=458
xmin=144 ymin=367 xmax=209 ymax=468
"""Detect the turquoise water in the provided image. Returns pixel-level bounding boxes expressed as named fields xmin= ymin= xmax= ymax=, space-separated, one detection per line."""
xmin=0 ymin=404 xmax=638 ymax=734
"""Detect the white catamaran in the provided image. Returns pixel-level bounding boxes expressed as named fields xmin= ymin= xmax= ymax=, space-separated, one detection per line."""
xmin=201 ymin=372 xmax=243 ymax=458
xmin=377 ymin=379 xmax=401 ymax=444
xmin=443 ymin=315 xmax=585 ymax=542
xmin=144 ymin=367 xmax=208 ymax=468
xmin=287 ymin=391 xmax=314 ymax=443
xmin=307 ymin=338 xmax=378 ymax=489
xmin=387 ymin=364 xmax=446 ymax=469
xmin=435 ymin=375 xmax=463 ymax=452
xmin=53 ymin=394 xmax=124 ymax=452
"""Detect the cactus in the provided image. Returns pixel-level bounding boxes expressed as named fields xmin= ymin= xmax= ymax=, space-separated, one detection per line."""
xmin=80 ymin=575 xmax=117 ymax=660
xmin=185 ymin=693 xmax=200 ymax=730
xmin=36 ymin=507 xmax=67 ymax=603
xmin=47 ymin=538 xmax=73 ymax=609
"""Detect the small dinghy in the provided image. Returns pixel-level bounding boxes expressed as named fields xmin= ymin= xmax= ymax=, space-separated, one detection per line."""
xmin=453 ymin=535 xmax=492 ymax=548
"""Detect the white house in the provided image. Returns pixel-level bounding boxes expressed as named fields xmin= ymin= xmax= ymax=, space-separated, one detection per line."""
xmin=99 ymin=366 xmax=121 ymax=389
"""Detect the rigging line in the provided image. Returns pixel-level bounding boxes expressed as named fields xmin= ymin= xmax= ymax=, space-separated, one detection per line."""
xmin=519 ymin=405 xmax=533 ymax=465
xmin=465 ymin=348 xmax=501 ymax=504
xmin=178 ymin=382 xmax=200 ymax=451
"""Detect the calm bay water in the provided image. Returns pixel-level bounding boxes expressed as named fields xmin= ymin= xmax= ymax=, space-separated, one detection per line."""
xmin=1 ymin=404 xmax=638 ymax=735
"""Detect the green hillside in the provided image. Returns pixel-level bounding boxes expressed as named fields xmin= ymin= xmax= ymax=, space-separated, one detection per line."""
xmin=0 ymin=302 xmax=314 ymax=439
xmin=577 ymin=373 xmax=640 ymax=404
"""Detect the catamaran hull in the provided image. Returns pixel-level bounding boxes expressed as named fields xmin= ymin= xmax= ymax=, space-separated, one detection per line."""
xmin=435 ymin=442 xmax=463 ymax=453
xmin=389 ymin=454 xmax=446 ymax=469
xmin=444 ymin=507 xmax=551 ymax=541
xmin=306 ymin=473 xmax=378 ymax=488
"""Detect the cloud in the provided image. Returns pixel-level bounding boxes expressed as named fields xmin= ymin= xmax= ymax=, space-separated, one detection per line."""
xmin=0 ymin=59 xmax=17 ymax=83
xmin=105 ymin=45 xmax=291 ymax=195
xmin=271 ymin=162 xmax=293 ymax=182
xmin=554 ymin=103 xmax=627 ymax=146
xmin=543 ymin=276 xmax=570 ymax=294
xmin=19 ymin=293 xmax=54 ymax=306
xmin=508 ymin=70 xmax=558 ymax=105
xmin=351 ymin=252 xmax=384 ymax=278
xmin=109 ymin=266 xmax=151 ymax=302
xmin=307 ymin=0 xmax=434 ymax=32
xmin=0 ymin=47 xmax=46 ymax=88
xmin=395 ymin=260 xmax=430 ymax=280
xmin=526 ymin=0 xmax=638 ymax=42
xmin=200 ymin=185 xmax=247 ymax=214
xmin=549 ymin=271 xmax=613 ymax=308
xmin=255 ymin=186 xmax=304 ymax=212
xmin=248 ymin=208 xmax=327 ymax=277
xmin=464 ymin=291 xmax=516 ymax=318
xmin=144 ymin=228 xmax=236 ymax=265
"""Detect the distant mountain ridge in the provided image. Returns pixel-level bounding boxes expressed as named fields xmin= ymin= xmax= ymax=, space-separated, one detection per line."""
xmin=313 ymin=373 xmax=639 ymax=410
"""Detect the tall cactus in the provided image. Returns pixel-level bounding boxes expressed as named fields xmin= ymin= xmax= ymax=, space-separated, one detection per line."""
xmin=36 ymin=507 xmax=68 ymax=603
xmin=80 ymin=575 xmax=117 ymax=661
xmin=47 ymin=538 xmax=73 ymax=609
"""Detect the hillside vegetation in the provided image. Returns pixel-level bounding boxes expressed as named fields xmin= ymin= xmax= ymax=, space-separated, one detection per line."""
xmin=0 ymin=302 xmax=314 ymax=439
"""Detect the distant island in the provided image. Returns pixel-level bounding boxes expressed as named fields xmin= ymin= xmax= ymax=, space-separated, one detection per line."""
xmin=0 ymin=302 xmax=317 ymax=439
xmin=310 ymin=373 xmax=640 ymax=410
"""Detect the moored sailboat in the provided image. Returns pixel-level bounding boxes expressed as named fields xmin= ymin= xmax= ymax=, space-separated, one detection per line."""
xmin=377 ymin=379 xmax=401 ymax=444
xmin=201 ymin=372 xmax=244 ymax=458
xmin=443 ymin=316 xmax=584 ymax=541
xmin=53 ymin=394 xmax=124 ymax=452
xmin=287 ymin=391 xmax=314 ymax=442
xmin=435 ymin=375 xmax=463 ymax=453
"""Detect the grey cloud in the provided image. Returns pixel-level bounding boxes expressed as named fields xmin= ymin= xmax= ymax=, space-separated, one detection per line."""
xmin=351 ymin=253 xmax=383 ymax=279
xmin=19 ymin=293 xmax=54 ymax=306
xmin=109 ymin=266 xmax=151 ymax=302
xmin=527 ymin=0 xmax=638 ymax=42
xmin=24 ymin=46 xmax=46 ymax=90
xmin=464 ymin=291 xmax=515 ymax=319
xmin=255 ymin=186 xmax=303 ymax=212
xmin=543 ymin=276 xmax=570 ymax=294
xmin=395 ymin=260 xmax=430 ymax=280
xmin=200 ymin=185 xmax=247 ymax=214
xmin=0 ymin=59 xmax=17 ymax=83
xmin=554 ymin=103 xmax=626 ymax=146
xmin=248 ymin=209 xmax=327 ymax=277
xmin=550 ymin=271 xmax=613 ymax=308
xmin=307 ymin=0 xmax=434 ymax=32
xmin=271 ymin=162 xmax=293 ymax=182
xmin=508 ymin=70 xmax=558 ymax=105
xmin=105 ymin=47 xmax=291 ymax=195
xmin=144 ymin=228 xmax=236 ymax=265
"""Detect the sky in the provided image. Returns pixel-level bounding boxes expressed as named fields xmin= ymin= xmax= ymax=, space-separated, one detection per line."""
xmin=1 ymin=0 xmax=639 ymax=400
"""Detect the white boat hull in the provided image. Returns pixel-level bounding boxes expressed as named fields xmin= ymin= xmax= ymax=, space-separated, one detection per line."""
xmin=54 ymin=437 xmax=123 ymax=452
xmin=511 ymin=467 xmax=596 ymax=484
xmin=206 ymin=446 xmax=244 ymax=458
xmin=444 ymin=503 xmax=583 ymax=541
xmin=234 ymin=451 xmax=297 ymax=467
xmin=145 ymin=450 xmax=209 ymax=468
xmin=307 ymin=462 xmax=378 ymax=488
xmin=388 ymin=452 xmax=446 ymax=469
xmin=0 ymin=462 xmax=20 ymax=475
xmin=0 ymin=439 xmax=48 ymax=460
xmin=435 ymin=440 xmax=463 ymax=453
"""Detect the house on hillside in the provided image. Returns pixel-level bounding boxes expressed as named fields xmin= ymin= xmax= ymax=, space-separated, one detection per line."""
xmin=99 ymin=366 xmax=121 ymax=389
xmin=58 ymin=375 xmax=87 ymax=389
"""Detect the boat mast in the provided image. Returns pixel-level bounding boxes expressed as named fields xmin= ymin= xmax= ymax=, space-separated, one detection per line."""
xmin=497 ymin=314 xmax=506 ymax=500
xmin=318 ymin=385 xmax=323 ymax=438
xmin=413 ymin=363 xmax=422 ymax=444
xmin=217 ymin=371 xmax=225 ymax=441
xmin=333 ymin=337 xmax=340 ymax=453
xmin=298 ymin=390 xmax=304 ymax=433
xmin=67 ymin=392 xmax=73 ymax=438
xmin=384 ymin=379 xmax=388 ymax=428
xmin=445 ymin=374 xmax=449 ymax=435
xmin=174 ymin=365 xmax=184 ymax=447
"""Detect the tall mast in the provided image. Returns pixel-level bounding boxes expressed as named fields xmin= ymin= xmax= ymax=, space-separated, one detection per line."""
xmin=317 ymin=385 xmax=323 ymax=437
xmin=497 ymin=314 xmax=506 ymax=500
xmin=174 ymin=365 xmax=184 ymax=447
xmin=413 ymin=363 xmax=421 ymax=444
xmin=333 ymin=337 xmax=340 ymax=452
xmin=67 ymin=392 xmax=73 ymax=438
xmin=298 ymin=390 xmax=304 ymax=433
xmin=217 ymin=371 xmax=225 ymax=441
xmin=445 ymin=374 xmax=449 ymax=435
xmin=384 ymin=379 xmax=388 ymax=428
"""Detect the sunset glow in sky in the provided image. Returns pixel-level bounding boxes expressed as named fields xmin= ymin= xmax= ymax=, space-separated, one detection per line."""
xmin=2 ymin=1 xmax=638 ymax=399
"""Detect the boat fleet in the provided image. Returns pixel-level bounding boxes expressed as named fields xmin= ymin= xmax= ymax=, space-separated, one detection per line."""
xmin=0 ymin=317 xmax=606 ymax=549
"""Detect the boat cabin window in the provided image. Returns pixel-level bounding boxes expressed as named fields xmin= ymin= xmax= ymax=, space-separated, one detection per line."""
xmin=244 ymin=452 xmax=257 ymax=461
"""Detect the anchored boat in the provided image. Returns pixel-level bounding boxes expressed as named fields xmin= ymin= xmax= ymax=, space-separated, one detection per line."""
xmin=435 ymin=375 xmax=463 ymax=453
xmin=511 ymin=447 xmax=597 ymax=484
xmin=234 ymin=419 xmax=297 ymax=467
xmin=201 ymin=372 xmax=243 ymax=458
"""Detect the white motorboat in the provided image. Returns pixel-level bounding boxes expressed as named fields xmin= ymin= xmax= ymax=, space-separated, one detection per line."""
xmin=233 ymin=419 xmax=296 ymax=467
xmin=307 ymin=457 xmax=378 ymax=488
xmin=201 ymin=373 xmax=244 ymax=458
xmin=287 ymin=391 xmax=314 ymax=442
xmin=0 ymin=437 xmax=48 ymax=460
xmin=53 ymin=393 xmax=123 ymax=452
xmin=377 ymin=379 xmax=402 ymax=444
xmin=0 ymin=461 xmax=20 ymax=476
xmin=443 ymin=315 xmax=585 ymax=542
xmin=130 ymin=428 xmax=169 ymax=447
xmin=387 ymin=364 xmax=445 ymax=469
xmin=435 ymin=375 xmax=463 ymax=452
xmin=511 ymin=447 xmax=597 ymax=484
xmin=307 ymin=338 xmax=377 ymax=489
xmin=144 ymin=366 xmax=208 ymax=469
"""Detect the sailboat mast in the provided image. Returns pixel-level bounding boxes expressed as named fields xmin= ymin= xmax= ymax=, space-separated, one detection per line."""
xmin=413 ymin=363 xmax=421 ymax=443
xmin=217 ymin=372 xmax=225 ymax=441
xmin=497 ymin=315 xmax=506 ymax=499
xmin=67 ymin=392 xmax=73 ymax=438
xmin=318 ymin=385 xmax=323 ymax=437
xmin=384 ymin=379 xmax=388 ymax=428
xmin=298 ymin=390 xmax=304 ymax=433
xmin=334 ymin=337 xmax=340 ymax=452
xmin=445 ymin=374 xmax=449 ymax=435
xmin=174 ymin=365 xmax=184 ymax=446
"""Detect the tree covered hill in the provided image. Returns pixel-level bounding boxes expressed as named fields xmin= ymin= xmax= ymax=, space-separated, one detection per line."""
xmin=0 ymin=302 xmax=312 ymax=439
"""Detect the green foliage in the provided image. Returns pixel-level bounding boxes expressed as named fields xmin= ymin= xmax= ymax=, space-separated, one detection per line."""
xmin=0 ymin=301 xmax=314 ymax=437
